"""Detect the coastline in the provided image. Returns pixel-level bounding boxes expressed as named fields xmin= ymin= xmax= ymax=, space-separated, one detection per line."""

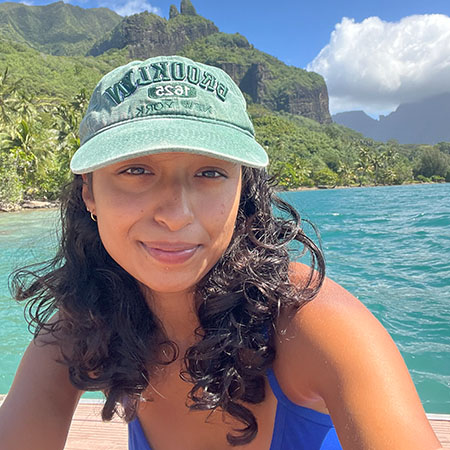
xmin=0 ymin=182 xmax=446 ymax=212
xmin=287 ymin=181 xmax=445 ymax=192
xmin=0 ymin=200 xmax=59 ymax=213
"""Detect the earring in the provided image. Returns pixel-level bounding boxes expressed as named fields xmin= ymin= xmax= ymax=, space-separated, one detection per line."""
xmin=90 ymin=212 xmax=97 ymax=222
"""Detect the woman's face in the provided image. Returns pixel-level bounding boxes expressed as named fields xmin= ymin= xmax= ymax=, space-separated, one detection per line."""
xmin=82 ymin=152 xmax=242 ymax=298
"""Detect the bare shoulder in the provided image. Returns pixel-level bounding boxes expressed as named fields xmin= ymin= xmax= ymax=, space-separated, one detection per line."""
xmin=272 ymin=262 xmax=441 ymax=450
xmin=273 ymin=262 xmax=381 ymax=401
xmin=0 ymin=312 xmax=82 ymax=450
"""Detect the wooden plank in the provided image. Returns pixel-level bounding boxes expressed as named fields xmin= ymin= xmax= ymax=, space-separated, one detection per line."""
xmin=63 ymin=405 xmax=450 ymax=450
xmin=65 ymin=402 xmax=128 ymax=450
xmin=429 ymin=419 xmax=450 ymax=449
xmin=1 ymin=396 xmax=449 ymax=448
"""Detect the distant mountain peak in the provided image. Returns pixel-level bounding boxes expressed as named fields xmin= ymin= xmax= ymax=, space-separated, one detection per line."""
xmin=169 ymin=4 xmax=180 ymax=19
xmin=332 ymin=93 xmax=450 ymax=144
xmin=180 ymin=0 xmax=197 ymax=16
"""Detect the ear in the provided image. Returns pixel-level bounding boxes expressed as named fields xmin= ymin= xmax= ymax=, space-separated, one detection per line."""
xmin=81 ymin=174 xmax=95 ymax=214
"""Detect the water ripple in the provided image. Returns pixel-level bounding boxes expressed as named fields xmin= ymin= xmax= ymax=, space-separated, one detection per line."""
xmin=284 ymin=183 xmax=450 ymax=413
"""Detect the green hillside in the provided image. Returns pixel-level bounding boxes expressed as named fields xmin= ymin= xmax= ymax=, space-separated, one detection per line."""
xmin=0 ymin=39 xmax=128 ymax=100
xmin=180 ymin=33 xmax=327 ymax=119
xmin=0 ymin=1 xmax=121 ymax=56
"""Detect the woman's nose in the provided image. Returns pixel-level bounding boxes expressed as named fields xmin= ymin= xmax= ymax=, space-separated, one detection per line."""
xmin=153 ymin=182 xmax=195 ymax=231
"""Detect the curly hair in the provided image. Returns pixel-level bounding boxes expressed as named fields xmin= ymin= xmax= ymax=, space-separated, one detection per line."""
xmin=10 ymin=166 xmax=325 ymax=446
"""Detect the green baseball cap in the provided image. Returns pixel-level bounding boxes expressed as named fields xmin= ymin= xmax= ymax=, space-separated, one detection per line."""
xmin=70 ymin=55 xmax=268 ymax=174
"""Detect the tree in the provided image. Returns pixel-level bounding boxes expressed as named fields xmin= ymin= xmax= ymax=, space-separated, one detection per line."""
xmin=0 ymin=152 xmax=23 ymax=210
xmin=415 ymin=148 xmax=450 ymax=178
xmin=269 ymin=154 xmax=313 ymax=189
xmin=435 ymin=142 xmax=450 ymax=156
xmin=337 ymin=160 xmax=356 ymax=186
xmin=312 ymin=167 xmax=339 ymax=187
xmin=0 ymin=67 xmax=22 ymax=124
xmin=355 ymin=145 xmax=375 ymax=186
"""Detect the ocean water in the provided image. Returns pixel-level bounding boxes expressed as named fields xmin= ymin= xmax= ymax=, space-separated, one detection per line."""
xmin=0 ymin=183 xmax=449 ymax=412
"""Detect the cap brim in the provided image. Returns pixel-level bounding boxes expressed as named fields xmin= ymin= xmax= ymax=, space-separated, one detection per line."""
xmin=70 ymin=117 xmax=268 ymax=174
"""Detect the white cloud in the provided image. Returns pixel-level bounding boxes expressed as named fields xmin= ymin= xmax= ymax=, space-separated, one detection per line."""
xmin=104 ymin=0 xmax=162 ymax=17
xmin=307 ymin=14 xmax=450 ymax=116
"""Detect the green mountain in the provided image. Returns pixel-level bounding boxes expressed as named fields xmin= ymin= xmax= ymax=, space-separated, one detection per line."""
xmin=87 ymin=4 xmax=330 ymax=123
xmin=0 ymin=1 xmax=121 ymax=56
xmin=0 ymin=39 xmax=127 ymax=99
xmin=181 ymin=33 xmax=329 ymax=123
xmin=0 ymin=0 xmax=331 ymax=123
xmin=89 ymin=9 xmax=219 ymax=59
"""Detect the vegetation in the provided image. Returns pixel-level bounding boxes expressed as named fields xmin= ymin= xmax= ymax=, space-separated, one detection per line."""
xmin=0 ymin=67 xmax=87 ymax=209
xmin=248 ymin=105 xmax=449 ymax=189
xmin=0 ymin=1 xmax=448 ymax=210
xmin=0 ymin=1 xmax=121 ymax=56
xmin=181 ymin=33 xmax=325 ymax=114
xmin=1 ymin=64 xmax=448 ymax=210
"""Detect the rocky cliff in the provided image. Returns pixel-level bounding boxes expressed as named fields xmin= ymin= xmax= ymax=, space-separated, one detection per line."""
xmin=88 ymin=5 xmax=218 ymax=59
xmin=181 ymin=32 xmax=331 ymax=123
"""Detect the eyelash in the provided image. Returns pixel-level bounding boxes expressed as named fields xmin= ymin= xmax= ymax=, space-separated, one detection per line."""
xmin=123 ymin=167 xmax=152 ymax=176
xmin=195 ymin=169 xmax=227 ymax=179
xmin=121 ymin=167 xmax=227 ymax=178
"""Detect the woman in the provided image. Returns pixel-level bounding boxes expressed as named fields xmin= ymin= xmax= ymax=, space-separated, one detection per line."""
xmin=0 ymin=56 xmax=442 ymax=450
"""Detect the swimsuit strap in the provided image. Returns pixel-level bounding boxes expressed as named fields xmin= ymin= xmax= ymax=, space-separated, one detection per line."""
xmin=266 ymin=368 xmax=334 ymax=426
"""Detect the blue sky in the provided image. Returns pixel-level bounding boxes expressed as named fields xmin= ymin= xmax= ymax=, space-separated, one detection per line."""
xmin=5 ymin=0 xmax=450 ymax=116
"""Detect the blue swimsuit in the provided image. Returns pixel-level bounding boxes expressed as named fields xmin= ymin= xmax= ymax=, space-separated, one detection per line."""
xmin=128 ymin=368 xmax=342 ymax=449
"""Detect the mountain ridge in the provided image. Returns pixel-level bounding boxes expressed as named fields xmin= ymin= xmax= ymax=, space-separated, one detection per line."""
xmin=333 ymin=93 xmax=450 ymax=144
xmin=0 ymin=1 xmax=121 ymax=56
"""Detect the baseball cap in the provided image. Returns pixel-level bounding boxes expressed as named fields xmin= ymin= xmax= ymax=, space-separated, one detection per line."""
xmin=70 ymin=55 xmax=269 ymax=174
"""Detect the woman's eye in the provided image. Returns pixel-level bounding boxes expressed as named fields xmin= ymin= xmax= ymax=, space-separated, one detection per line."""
xmin=123 ymin=167 xmax=151 ymax=175
xmin=196 ymin=170 xmax=226 ymax=178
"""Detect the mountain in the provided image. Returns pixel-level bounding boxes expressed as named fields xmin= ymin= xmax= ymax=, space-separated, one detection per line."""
xmin=333 ymin=93 xmax=450 ymax=144
xmin=0 ymin=0 xmax=331 ymax=124
xmin=88 ymin=2 xmax=330 ymax=123
xmin=88 ymin=8 xmax=219 ymax=59
xmin=0 ymin=1 xmax=122 ymax=56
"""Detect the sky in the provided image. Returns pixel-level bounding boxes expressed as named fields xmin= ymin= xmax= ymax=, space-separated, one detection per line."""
xmin=5 ymin=0 xmax=450 ymax=117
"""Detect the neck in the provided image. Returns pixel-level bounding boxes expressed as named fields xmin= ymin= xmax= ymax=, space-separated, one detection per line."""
xmin=145 ymin=288 xmax=200 ymax=346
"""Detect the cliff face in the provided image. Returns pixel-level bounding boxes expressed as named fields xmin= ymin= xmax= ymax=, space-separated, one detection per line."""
xmin=89 ymin=11 xmax=218 ymax=59
xmin=276 ymin=84 xmax=331 ymax=123
xmin=239 ymin=63 xmax=272 ymax=104
xmin=239 ymin=63 xmax=331 ymax=123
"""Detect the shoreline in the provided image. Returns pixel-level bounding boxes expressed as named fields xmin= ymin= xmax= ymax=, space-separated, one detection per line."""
xmin=0 ymin=200 xmax=59 ymax=213
xmin=287 ymin=180 xmax=446 ymax=192
xmin=0 ymin=182 xmax=447 ymax=213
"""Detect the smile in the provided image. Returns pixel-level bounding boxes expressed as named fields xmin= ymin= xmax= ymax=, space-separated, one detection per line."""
xmin=140 ymin=242 xmax=200 ymax=264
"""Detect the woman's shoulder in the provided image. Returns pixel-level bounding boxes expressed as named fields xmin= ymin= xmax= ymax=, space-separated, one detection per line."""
xmin=273 ymin=261 xmax=376 ymax=403
xmin=275 ymin=261 xmax=400 ymax=392
xmin=272 ymin=262 xmax=441 ymax=449
xmin=280 ymin=261 xmax=374 ymax=337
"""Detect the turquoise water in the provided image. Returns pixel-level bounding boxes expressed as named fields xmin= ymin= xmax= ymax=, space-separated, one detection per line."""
xmin=1 ymin=183 xmax=449 ymax=411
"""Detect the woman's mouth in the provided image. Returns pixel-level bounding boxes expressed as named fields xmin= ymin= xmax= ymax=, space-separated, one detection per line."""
xmin=140 ymin=242 xmax=200 ymax=264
